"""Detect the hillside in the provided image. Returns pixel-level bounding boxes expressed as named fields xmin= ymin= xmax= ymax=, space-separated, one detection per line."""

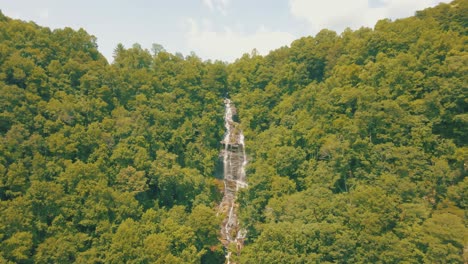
xmin=229 ymin=1 xmax=467 ymax=262
xmin=0 ymin=10 xmax=228 ymax=263
xmin=0 ymin=0 xmax=467 ymax=263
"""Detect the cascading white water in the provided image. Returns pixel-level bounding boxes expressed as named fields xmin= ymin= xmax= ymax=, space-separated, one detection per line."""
xmin=220 ymin=99 xmax=248 ymax=264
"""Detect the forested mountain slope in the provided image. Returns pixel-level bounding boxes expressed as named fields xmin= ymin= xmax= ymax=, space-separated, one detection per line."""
xmin=0 ymin=0 xmax=466 ymax=263
xmin=0 ymin=11 xmax=228 ymax=263
xmin=228 ymin=1 xmax=467 ymax=263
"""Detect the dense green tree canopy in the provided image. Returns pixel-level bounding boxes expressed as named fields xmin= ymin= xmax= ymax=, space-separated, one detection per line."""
xmin=0 ymin=1 xmax=466 ymax=263
xmin=230 ymin=1 xmax=467 ymax=262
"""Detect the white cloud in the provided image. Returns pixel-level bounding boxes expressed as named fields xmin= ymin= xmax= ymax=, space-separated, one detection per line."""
xmin=38 ymin=8 xmax=49 ymax=20
xmin=186 ymin=18 xmax=296 ymax=62
xmin=203 ymin=0 xmax=214 ymax=10
xmin=289 ymin=0 xmax=451 ymax=34
xmin=202 ymin=0 xmax=230 ymax=15
xmin=9 ymin=12 xmax=22 ymax=20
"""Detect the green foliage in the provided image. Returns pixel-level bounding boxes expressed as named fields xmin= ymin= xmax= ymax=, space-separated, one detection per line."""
xmin=0 ymin=1 xmax=466 ymax=263
xmin=0 ymin=14 xmax=225 ymax=263
xmin=231 ymin=1 xmax=467 ymax=263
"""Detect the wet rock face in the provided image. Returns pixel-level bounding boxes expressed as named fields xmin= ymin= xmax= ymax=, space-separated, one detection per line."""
xmin=219 ymin=99 xmax=247 ymax=263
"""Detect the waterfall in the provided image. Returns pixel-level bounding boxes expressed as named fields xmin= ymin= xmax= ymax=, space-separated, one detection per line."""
xmin=219 ymin=98 xmax=247 ymax=263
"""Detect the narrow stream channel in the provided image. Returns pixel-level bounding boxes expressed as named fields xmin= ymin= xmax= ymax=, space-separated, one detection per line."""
xmin=219 ymin=99 xmax=247 ymax=263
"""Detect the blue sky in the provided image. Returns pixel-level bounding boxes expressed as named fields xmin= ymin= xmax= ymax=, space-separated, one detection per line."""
xmin=1 ymin=0 xmax=450 ymax=62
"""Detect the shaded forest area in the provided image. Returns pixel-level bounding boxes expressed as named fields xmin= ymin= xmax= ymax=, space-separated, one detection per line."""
xmin=0 ymin=0 xmax=467 ymax=263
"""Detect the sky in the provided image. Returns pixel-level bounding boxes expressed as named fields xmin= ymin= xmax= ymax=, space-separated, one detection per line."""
xmin=1 ymin=0 xmax=451 ymax=62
